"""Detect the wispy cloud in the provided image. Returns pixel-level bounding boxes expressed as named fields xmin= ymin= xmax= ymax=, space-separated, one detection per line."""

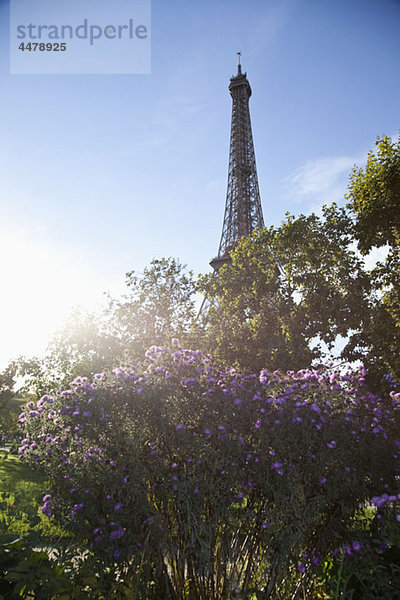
xmin=285 ymin=143 xmax=392 ymax=272
xmin=284 ymin=132 xmax=398 ymax=214
xmin=284 ymin=154 xmax=360 ymax=210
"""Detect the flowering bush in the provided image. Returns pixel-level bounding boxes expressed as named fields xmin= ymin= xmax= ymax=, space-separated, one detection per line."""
xmin=19 ymin=342 xmax=400 ymax=599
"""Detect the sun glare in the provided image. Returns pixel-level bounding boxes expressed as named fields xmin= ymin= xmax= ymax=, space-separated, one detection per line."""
xmin=0 ymin=232 xmax=102 ymax=369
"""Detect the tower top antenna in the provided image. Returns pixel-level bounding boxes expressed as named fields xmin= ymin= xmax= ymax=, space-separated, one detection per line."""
xmin=237 ymin=51 xmax=242 ymax=74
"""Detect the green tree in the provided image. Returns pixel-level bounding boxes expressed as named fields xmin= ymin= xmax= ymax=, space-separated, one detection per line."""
xmin=106 ymin=257 xmax=197 ymax=353
xmin=197 ymin=205 xmax=370 ymax=373
xmin=345 ymin=134 xmax=400 ymax=384
xmin=17 ymin=308 xmax=125 ymax=397
xmin=347 ymin=134 xmax=400 ymax=253
xmin=0 ymin=363 xmax=18 ymax=440
xmin=0 ymin=364 xmax=15 ymax=410
xmin=197 ymin=136 xmax=400 ymax=384
xmin=18 ymin=258 xmax=197 ymax=397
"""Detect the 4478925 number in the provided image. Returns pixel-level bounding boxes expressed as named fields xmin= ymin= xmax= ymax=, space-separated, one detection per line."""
xmin=19 ymin=42 xmax=67 ymax=51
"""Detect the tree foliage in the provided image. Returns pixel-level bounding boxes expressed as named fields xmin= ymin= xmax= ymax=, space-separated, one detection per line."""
xmin=345 ymin=135 xmax=400 ymax=384
xmin=197 ymin=205 xmax=370 ymax=373
xmin=17 ymin=258 xmax=197 ymax=397
xmin=106 ymin=257 xmax=196 ymax=353
xmin=0 ymin=364 xmax=18 ymax=439
xmin=347 ymin=134 xmax=400 ymax=253
xmin=0 ymin=364 xmax=16 ymax=411
xmin=196 ymin=135 xmax=400 ymax=385
xmin=17 ymin=309 xmax=125 ymax=398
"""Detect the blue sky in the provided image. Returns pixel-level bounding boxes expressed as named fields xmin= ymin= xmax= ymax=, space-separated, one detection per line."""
xmin=0 ymin=0 xmax=399 ymax=367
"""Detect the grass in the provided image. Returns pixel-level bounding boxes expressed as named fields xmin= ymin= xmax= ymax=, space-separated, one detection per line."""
xmin=0 ymin=450 xmax=82 ymax=600
xmin=0 ymin=448 xmax=45 ymax=534
xmin=0 ymin=449 xmax=68 ymax=541
xmin=0 ymin=449 xmax=44 ymax=492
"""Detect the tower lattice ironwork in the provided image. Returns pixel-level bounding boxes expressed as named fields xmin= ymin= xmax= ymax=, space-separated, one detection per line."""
xmin=210 ymin=54 xmax=264 ymax=272
xmin=198 ymin=55 xmax=264 ymax=319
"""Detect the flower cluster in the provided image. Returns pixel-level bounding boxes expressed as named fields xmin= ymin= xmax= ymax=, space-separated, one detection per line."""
xmin=18 ymin=342 xmax=400 ymax=596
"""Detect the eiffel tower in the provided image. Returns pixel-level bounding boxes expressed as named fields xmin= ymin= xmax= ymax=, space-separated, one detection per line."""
xmin=211 ymin=54 xmax=264 ymax=270
xmin=199 ymin=54 xmax=265 ymax=316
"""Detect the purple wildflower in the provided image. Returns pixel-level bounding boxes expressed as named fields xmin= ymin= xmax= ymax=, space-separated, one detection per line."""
xmin=110 ymin=527 xmax=125 ymax=540
xmin=298 ymin=562 xmax=306 ymax=573
xmin=41 ymin=501 xmax=52 ymax=517
xmin=271 ymin=461 xmax=282 ymax=470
